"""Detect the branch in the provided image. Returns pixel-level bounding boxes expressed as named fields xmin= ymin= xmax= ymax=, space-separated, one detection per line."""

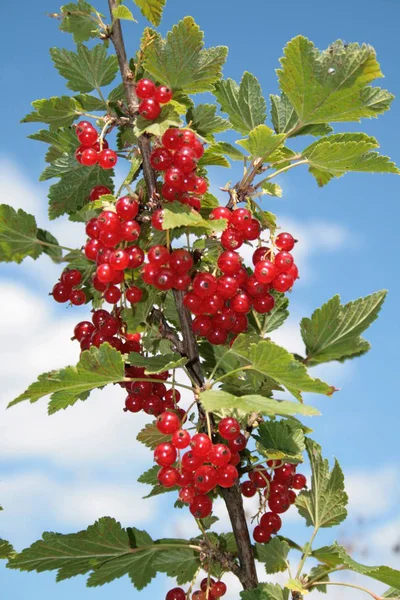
xmin=106 ymin=2 xmax=258 ymax=589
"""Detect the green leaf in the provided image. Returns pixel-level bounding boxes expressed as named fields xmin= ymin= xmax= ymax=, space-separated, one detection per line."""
xmin=138 ymin=465 xmax=177 ymax=499
xmin=383 ymin=587 xmax=400 ymax=598
xmin=0 ymin=539 xmax=15 ymax=560
xmin=270 ymin=93 xmax=333 ymax=137
xmin=259 ymin=293 xmax=289 ymax=333
xmin=36 ymin=229 xmax=62 ymax=262
xmin=261 ymin=182 xmax=283 ymax=197
xmin=255 ymin=537 xmax=290 ymax=574
xmin=50 ymin=44 xmax=118 ymax=93
xmin=153 ymin=547 xmax=200 ymax=585
xmin=137 ymin=423 xmax=171 ymax=450
xmin=214 ymin=72 xmax=267 ymax=135
xmin=7 ymin=517 xmax=197 ymax=590
xmin=0 ymin=205 xmax=52 ymax=264
xmin=22 ymin=96 xmax=81 ymax=129
xmin=200 ymin=390 xmax=320 ymax=418
xmin=8 ymin=343 xmax=125 ymax=414
xmin=28 ymin=127 xmax=78 ymax=163
xmin=133 ymin=104 xmax=182 ymax=137
xmin=312 ymin=543 xmax=400 ymax=589
xmin=278 ymin=36 xmax=394 ymax=125
xmin=301 ymin=290 xmax=387 ymax=365
xmin=296 ymin=439 xmax=348 ymax=528
xmin=303 ymin=133 xmax=399 ymax=184
xmin=187 ymin=104 xmax=230 ymax=139
xmin=133 ymin=0 xmax=166 ymax=26
xmin=121 ymin=287 xmax=159 ymax=332
xmin=112 ymin=6 xmax=136 ymax=21
xmin=285 ymin=579 xmax=308 ymax=594
xmin=40 ymin=155 xmax=113 ymax=219
xmin=162 ymin=202 xmax=225 ymax=233
xmin=198 ymin=148 xmax=230 ymax=168
xmin=236 ymin=125 xmax=286 ymax=160
xmin=128 ymin=353 xmax=187 ymax=374
xmin=142 ymin=17 xmax=227 ymax=94
xmin=308 ymin=565 xmax=331 ymax=593
xmin=59 ymin=1 xmax=100 ymax=44
xmin=241 ymin=583 xmax=289 ymax=600
xmin=254 ymin=420 xmax=305 ymax=461
xmin=207 ymin=142 xmax=245 ymax=161
xmin=230 ymin=335 xmax=334 ymax=401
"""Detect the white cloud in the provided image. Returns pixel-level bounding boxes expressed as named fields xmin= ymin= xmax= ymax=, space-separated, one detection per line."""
xmin=346 ymin=466 xmax=400 ymax=518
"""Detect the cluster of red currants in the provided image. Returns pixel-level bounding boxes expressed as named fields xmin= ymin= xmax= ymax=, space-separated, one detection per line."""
xmin=149 ymin=127 xmax=208 ymax=213
xmin=182 ymin=223 xmax=298 ymax=345
xmin=123 ymin=370 xmax=184 ymax=418
xmin=51 ymin=268 xmax=87 ymax=305
xmin=74 ymin=121 xmax=118 ymax=168
xmin=240 ymin=461 xmax=307 ymax=544
xmin=154 ymin=415 xmax=246 ymax=519
xmin=136 ymin=78 xmax=173 ymax=120
xmin=166 ymin=578 xmax=227 ymax=600
xmin=72 ymin=308 xmax=141 ymax=352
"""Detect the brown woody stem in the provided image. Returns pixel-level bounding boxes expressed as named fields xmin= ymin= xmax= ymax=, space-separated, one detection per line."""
xmin=107 ymin=1 xmax=258 ymax=589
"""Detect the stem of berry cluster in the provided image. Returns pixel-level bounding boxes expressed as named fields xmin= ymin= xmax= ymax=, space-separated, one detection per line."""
xmin=107 ymin=0 xmax=258 ymax=590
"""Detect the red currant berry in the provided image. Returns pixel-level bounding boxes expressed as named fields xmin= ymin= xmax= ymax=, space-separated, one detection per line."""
xmin=148 ymin=245 xmax=170 ymax=266
xmin=200 ymin=578 xmax=216 ymax=593
xmin=274 ymin=251 xmax=294 ymax=273
xmin=136 ymin=78 xmax=157 ymax=99
xmin=164 ymin=166 xmax=184 ymax=188
xmin=143 ymin=394 xmax=163 ymax=416
xmin=172 ymin=429 xmax=191 ymax=449
xmin=217 ymin=251 xmax=241 ymax=275
xmin=61 ymin=269 xmax=82 ymax=287
xmin=77 ymin=127 xmax=98 ymax=147
xmin=85 ymin=217 xmax=100 ymax=239
xmin=191 ymin=138 xmax=204 ymax=159
xmin=183 ymin=292 xmax=203 ymax=315
xmin=161 ymin=183 xmax=182 ymax=202
xmin=191 ymin=433 xmax=212 ymax=458
xmin=253 ymin=525 xmax=271 ymax=544
xmin=99 ymin=230 xmax=121 ymax=248
xmin=92 ymin=276 xmax=107 ymax=292
xmin=92 ymin=309 xmax=110 ymax=328
xmin=170 ymin=249 xmax=193 ymax=274
xmin=157 ymin=411 xmax=181 ymax=434
xmin=155 ymin=85 xmax=173 ymax=104
xmin=230 ymin=452 xmax=241 ymax=466
xmin=287 ymin=263 xmax=299 ymax=280
xmin=260 ymin=511 xmax=282 ymax=533
xmin=91 ymin=331 xmax=110 ymax=347
xmin=209 ymin=444 xmax=231 ymax=467
xmin=231 ymin=313 xmax=248 ymax=334
xmin=151 ymin=209 xmax=164 ymax=231
xmin=109 ymin=249 xmax=129 ymax=271
xmin=154 ymin=442 xmax=177 ymax=467
xmin=166 ymin=588 xmax=186 ymax=600
xmin=249 ymin=468 xmax=271 ymax=488
xmin=179 ymin=486 xmax=195 ymax=503
xmin=275 ymin=232 xmax=296 ymax=251
xmin=268 ymin=494 xmax=291 ymax=513
xmin=138 ymin=98 xmax=161 ymax=120
xmin=207 ymin=328 xmax=228 ymax=345
xmin=221 ymin=228 xmax=244 ymax=250
xmin=52 ymin=282 xmax=71 ymax=303
xmin=164 ymin=389 xmax=181 ymax=404
xmin=96 ymin=264 xmax=115 ymax=284
xmin=211 ymin=582 xmax=227 ymax=598
xmin=216 ymin=464 xmax=238 ymax=488
xmin=242 ymin=218 xmax=261 ymax=241
xmin=162 ymin=128 xmax=184 ymax=151
xmin=228 ymin=433 xmax=247 ymax=452
xmin=125 ymin=394 xmax=143 ymax=413
xmin=192 ymin=273 xmax=217 ymax=298
xmin=181 ymin=451 xmax=204 ymax=472
xmin=173 ymin=273 xmax=191 ymax=290
xmin=153 ymin=382 xmax=167 ymax=398
xmin=177 ymin=470 xmax=193 ymax=487
xmin=292 ymin=474 xmax=307 ymax=490
xmin=126 ymin=245 xmax=145 ymax=268
xmin=194 ymin=465 xmax=218 ymax=494
xmin=245 ymin=276 xmax=269 ymax=297
xmin=229 ymin=208 xmax=252 ymax=230
xmin=193 ymin=176 xmax=208 ymax=194
xmin=92 ymin=139 xmax=109 ymax=153
xmin=115 ymin=195 xmax=139 ymax=220
xmin=272 ymin=273 xmax=294 ymax=293
xmin=288 ymin=489 xmax=297 ymax=504
xmin=120 ymin=220 xmax=140 ymax=242
xmin=210 ymin=206 xmax=231 ymax=221
xmin=252 ymin=246 xmax=272 ymax=265
xmin=158 ymin=466 xmax=179 ymax=488
xmin=241 ymin=480 xmax=257 ymax=498
xmin=154 ymin=267 xmax=174 ymax=291
xmin=141 ymin=263 xmax=159 ymax=285
xmin=89 ymin=185 xmax=111 ymax=202
xmin=150 ymin=147 xmax=173 ymax=171
xmin=218 ymin=417 xmax=241 ymax=440
xmin=104 ymin=285 xmax=121 ymax=304
xmin=126 ymin=286 xmax=143 ymax=304
xmin=192 ymin=315 xmax=213 ymax=337
xmin=76 ymin=120 xmax=92 ymax=135
xmin=98 ymin=210 xmax=120 ymax=233
xmin=231 ymin=292 xmax=252 ymax=313
xmin=74 ymin=321 xmax=95 ymax=341
xmin=173 ymin=147 xmax=198 ymax=173
xmin=217 ymin=275 xmax=239 ymax=299
xmin=81 ymin=148 xmax=98 ymax=166
xmin=212 ymin=308 xmax=237 ymax=331
xmin=99 ymin=316 xmax=119 ymax=336
xmin=180 ymin=129 xmax=196 ymax=147
xmin=189 ymin=494 xmax=213 ymax=519
xmin=255 ymin=260 xmax=278 ymax=284
xmin=98 ymin=149 xmax=118 ymax=169
xmin=181 ymin=172 xmax=197 ymax=192
xmin=253 ymin=294 xmax=275 ymax=314
xmin=70 ymin=289 xmax=86 ymax=305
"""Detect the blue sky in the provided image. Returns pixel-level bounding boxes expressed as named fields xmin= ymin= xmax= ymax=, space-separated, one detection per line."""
xmin=1 ymin=0 xmax=400 ymax=598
